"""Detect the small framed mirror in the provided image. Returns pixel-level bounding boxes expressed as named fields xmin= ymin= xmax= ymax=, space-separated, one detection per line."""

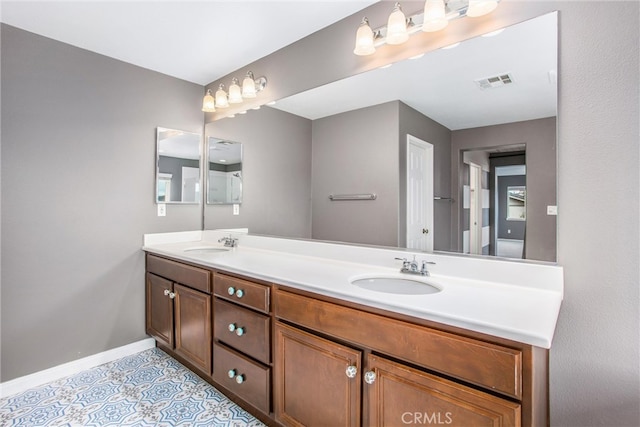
xmin=156 ymin=127 xmax=201 ymax=204
xmin=206 ymin=137 xmax=243 ymax=204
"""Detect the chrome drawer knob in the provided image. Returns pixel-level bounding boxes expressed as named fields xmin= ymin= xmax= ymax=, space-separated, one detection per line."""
xmin=235 ymin=374 xmax=245 ymax=384
xmin=227 ymin=369 xmax=236 ymax=379
xmin=235 ymin=289 xmax=244 ymax=298
xmin=235 ymin=327 xmax=245 ymax=336
xmin=364 ymin=371 xmax=376 ymax=384
xmin=228 ymin=323 xmax=236 ymax=332
xmin=227 ymin=286 xmax=235 ymax=295
xmin=345 ymin=365 xmax=358 ymax=378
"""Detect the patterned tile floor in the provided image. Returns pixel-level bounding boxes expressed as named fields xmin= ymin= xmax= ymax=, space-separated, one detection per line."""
xmin=0 ymin=347 xmax=266 ymax=426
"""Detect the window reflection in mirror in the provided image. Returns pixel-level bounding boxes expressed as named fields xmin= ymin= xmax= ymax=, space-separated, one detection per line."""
xmin=206 ymin=137 xmax=243 ymax=204
xmin=507 ymin=186 xmax=526 ymax=220
xmin=156 ymin=127 xmax=201 ymax=204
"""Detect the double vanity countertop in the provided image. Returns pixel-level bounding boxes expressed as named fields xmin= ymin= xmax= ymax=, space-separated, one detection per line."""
xmin=143 ymin=230 xmax=564 ymax=349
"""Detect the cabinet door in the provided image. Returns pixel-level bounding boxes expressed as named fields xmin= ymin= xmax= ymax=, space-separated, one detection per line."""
xmin=174 ymin=283 xmax=212 ymax=374
xmin=364 ymin=354 xmax=521 ymax=427
xmin=145 ymin=273 xmax=173 ymax=348
xmin=274 ymin=322 xmax=361 ymax=427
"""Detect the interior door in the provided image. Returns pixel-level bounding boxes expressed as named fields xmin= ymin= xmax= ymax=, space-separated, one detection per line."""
xmin=406 ymin=135 xmax=434 ymax=251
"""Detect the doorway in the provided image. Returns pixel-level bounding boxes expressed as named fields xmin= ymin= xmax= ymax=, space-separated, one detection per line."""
xmin=406 ymin=135 xmax=434 ymax=251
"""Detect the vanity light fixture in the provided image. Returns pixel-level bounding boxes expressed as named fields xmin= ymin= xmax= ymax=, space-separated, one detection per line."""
xmin=215 ymin=84 xmax=230 ymax=108
xmin=202 ymin=89 xmax=215 ymax=112
xmin=202 ymin=71 xmax=268 ymax=113
xmin=353 ymin=0 xmax=501 ymax=56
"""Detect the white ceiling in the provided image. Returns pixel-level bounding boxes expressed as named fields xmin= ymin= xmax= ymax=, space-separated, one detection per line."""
xmin=0 ymin=0 xmax=378 ymax=85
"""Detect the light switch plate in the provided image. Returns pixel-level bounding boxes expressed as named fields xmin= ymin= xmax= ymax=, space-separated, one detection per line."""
xmin=157 ymin=204 xmax=166 ymax=217
xmin=233 ymin=204 xmax=240 ymax=215
xmin=547 ymin=205 xmax=558 ymax=215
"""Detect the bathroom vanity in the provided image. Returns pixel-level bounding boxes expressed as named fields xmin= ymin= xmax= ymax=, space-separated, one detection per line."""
xmin=143 ymin=230 xmax=563 ymax=427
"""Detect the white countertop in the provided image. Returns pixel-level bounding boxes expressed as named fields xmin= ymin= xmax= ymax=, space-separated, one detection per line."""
xmin=143 ymin=230 xmax=564 ymax=348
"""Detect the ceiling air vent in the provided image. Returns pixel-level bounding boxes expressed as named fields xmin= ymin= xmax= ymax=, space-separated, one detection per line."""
xmin=474 ymin=73 xmax=514 ymax=90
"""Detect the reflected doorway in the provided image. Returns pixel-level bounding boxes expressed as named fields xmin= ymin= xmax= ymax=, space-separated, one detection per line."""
xmin=406 ymin=135 xmax=434 ymax=251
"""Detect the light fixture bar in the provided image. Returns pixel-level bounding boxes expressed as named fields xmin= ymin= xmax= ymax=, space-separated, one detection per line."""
xmin=202 ymin=71 xmax=268 ymax=114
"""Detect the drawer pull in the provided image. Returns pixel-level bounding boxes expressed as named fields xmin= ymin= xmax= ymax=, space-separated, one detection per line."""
xmin=227 ymin=286 xmax=235 ymax=296
xmin=228 ymin=323 xmax=236 ymax=332
xmin=364 ymin=371 xmax=377 ymax=384
xmin=235 ymin=327 xmax=245 ymax=336
xmin=235 ymin=374 xmax=245 ymax=384
xmin=235 ymin=289 xmax=244 ymax=298
xmin=345 ymin=365 xmax=358 ymax=379
xmin=228 ymin=369 xmax=237 ymax=379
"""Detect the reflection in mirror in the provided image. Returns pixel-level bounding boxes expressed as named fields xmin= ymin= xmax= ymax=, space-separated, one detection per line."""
xmin=507 ymin=186 xmax=526 ymax=221
xmin=204 ymin=12 xmax=558 ymax=262
xmin=206 ymin=137 xmax=243 ymax=204
xmin=156 ymin=127 xmax=201 ymax=204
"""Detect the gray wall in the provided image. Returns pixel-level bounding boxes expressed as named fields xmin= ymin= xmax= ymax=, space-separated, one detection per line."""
xmin=452 ymin=117 xmax=557 ymax=262
xmin=1 ymin=24 xmax=204 ymax=381
xmin=204 ymin=106 xmax=312 ymax=238
xmin=204 ymin=2 xmax=640 ymax=426
xmin=312 ymin=102 xmax=399 ymax=246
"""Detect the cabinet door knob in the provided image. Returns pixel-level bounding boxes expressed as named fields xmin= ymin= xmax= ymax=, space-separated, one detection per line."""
xmin=227 ymin=369 xmax=236 ymax=379
xmin=163 ymin=289 xmax=170 ymax=296
xmin=168 ymin=292 xmax=176 ymax=299
xmin=228 ymin=323 xmax=236 ymax=332
xmin=345 ymin=365 xmax=358 ymax=378
xmin=235 ymin=289 xmax=244 ymax=298
xmin=235 ymin=374 xmax=245 ymax=384
xmin=235 ymin=327 xmax=245 ymax=336
xmin=364 ymin=371 xmax=376 ymax=384
xmin=227 ymin=286 xmax=235 ymax=296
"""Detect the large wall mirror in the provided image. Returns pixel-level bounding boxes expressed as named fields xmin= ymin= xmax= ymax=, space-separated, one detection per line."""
xmin=206 ymin=137 xmax=243 ymax=204
xmin=204 ymin=12 xmax=558 ymax=262
xmin=156 ymin=127 xmax=201 ymax=204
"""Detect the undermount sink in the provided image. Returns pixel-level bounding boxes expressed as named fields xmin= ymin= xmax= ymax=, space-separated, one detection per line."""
xmin=183 ymin=247 xmax=229 ymax=254
xmin=350 ymin=275 xmax=441 ymax=295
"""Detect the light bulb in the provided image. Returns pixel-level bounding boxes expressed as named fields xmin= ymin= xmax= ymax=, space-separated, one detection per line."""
xmin=242 ymin=72 xmax=257 ymax=98
xmin=202 ymin=89 xmax=215 ymax=112
xmin=423 ymin=0 xmax=448 ymax=32
xmin=466 ymin=0 xmax=498 ymax=18
xmin=228 ymin=78 xmax=243 ymax=103
xmin=353 ymin=17 xmax=375 ymax=56
xmin=386 ymin=2 xmax=409 ymax=45
xmin=215 ymin=84 xmax=229 ymax=108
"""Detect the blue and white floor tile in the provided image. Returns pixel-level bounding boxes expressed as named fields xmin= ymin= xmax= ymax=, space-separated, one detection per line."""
xmin=0 ymin=347 xmax=266 ymax=426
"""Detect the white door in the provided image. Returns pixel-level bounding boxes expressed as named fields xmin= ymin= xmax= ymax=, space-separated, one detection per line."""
xmin=406 ymin=135 xmax=434 ymax=251
xmin=469 ymin=162 xmax=483 ymax=255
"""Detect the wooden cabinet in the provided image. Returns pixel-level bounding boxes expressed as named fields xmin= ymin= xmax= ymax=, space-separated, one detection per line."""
xmin=212 ymin=272 xmax=272 ymax=416
xmin=274 ymin=288 xmax=546 ymax=427
xmin=145 ymin=255 xmax=212 ymax=375
xmin=364 ymin=354 xmax=521 ymax=427
xmin=274 ymin=322 xmax=361 ymax=427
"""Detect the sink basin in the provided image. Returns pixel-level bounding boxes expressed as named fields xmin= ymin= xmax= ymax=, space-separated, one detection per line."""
xmin=350 ymin=276 xmax=441 ymax=295
xmin=183 ymin=247 xmax=229 ymax=254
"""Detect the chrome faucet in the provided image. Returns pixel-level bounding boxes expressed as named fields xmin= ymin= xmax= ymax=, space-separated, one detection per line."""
xmin=218 ymin=236 xmax=238 ymax=248
xmin=395 ymin=256 xmax=435 ymax=276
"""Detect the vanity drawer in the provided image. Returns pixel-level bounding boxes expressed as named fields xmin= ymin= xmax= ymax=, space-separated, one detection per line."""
xmin=213 ymin=343 xmax=270 ymax=414
xmin=214 ymin=298 xmax=270 ymax=364
xmin=214 ymin=273 xmax=270 ymax=313
xmin=146 ymin=254 xmax=211 ymax=293
xmin=274 ymin=289 xmax=523 ymax=399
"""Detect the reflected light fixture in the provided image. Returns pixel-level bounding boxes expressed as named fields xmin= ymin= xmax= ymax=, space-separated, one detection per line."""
xmin=353 ymin=0 xmax=501 ymax=56
xmin=202 ymin=89 xmax=215 ymax=112
xmin=202 ymin=71 xmax=268 ymax=113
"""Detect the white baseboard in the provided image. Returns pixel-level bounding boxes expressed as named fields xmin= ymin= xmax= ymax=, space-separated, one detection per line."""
xmin=0 ymin=338 xmax=156 ymax=399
